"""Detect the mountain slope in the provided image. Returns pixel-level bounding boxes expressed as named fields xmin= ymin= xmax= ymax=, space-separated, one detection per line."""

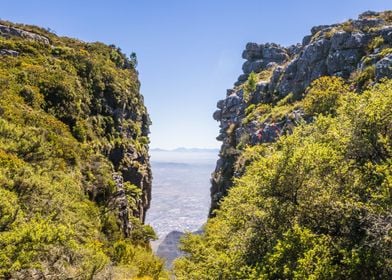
xmin=210 ymin=10 xmax=392 ymax=215
xmin=0 ymin=20 xmax=166 ymax=279
xmin=174 ymin=11 xmax=392 ymax=279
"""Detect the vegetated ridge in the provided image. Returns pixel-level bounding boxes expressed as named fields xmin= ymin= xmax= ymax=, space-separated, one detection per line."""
xmin=0 ymin=20 xmax=167 ymax=279
xmin=174 ymin=10 xmax=392 ymax=279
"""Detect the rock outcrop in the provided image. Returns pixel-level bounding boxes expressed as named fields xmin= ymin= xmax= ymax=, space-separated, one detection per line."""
xmin=0 ymin=24 xmax=50 ymax=44
xmin=376 ymin=53 xmax=392 ymax=80
xmin=210 ymin=10 xmax=392 ymax=215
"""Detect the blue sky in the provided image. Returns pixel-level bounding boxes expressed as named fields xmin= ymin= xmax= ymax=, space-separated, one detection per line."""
xmin=2 ymin=1 xmax=392 ymax=149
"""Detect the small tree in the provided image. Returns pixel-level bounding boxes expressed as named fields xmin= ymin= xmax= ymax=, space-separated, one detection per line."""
xmin=129 ymin=52 xmax=138 ymax=68
xmin=243 ymin=72 xmax=257 ymax=103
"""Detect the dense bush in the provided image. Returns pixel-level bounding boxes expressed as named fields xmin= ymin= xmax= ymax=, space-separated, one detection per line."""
xmin=303 ymin=76 xmax=348 ymax=116
xmin=174 ymin=79 xmax=392 ymax=279
xmin=0 ymin=21 xmax=166 ymax=279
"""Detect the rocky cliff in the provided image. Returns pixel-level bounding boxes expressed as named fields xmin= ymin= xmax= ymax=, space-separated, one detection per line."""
xmin=175 ymin=10 xmax=392 ymax=279
xmin=211 ymin=10 xmax=392 ymax=215
xmin=0 ymin=20 xmax=165 ymax=279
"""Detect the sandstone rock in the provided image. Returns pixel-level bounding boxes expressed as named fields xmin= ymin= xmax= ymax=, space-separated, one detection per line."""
xmin=242 ymin=42 xmax=263 ymax=60
xmin=276 ymin=38 xmax=331 ymax=96
xmin=256 ymin=81 xmax=269 ymax=92
xmin=352 ymin=18 xmax=385 ymax=30
xmin=311 ymin=24 xmax=338 ymax=35
xmin=226 ymin=93 xmax=241 ymax=109
xmin=376 ymin=54 xmax=392 ymax=80
xmin=237 ymin=73 xmax=249 ymax=82
xmin=327 ymin=49 xmax=363 ymax=77
xmin=330 ymin=31 xmax=366 ymax=51
xmin=310 ymin=59 xmax=328 ymax=80
xmin=211 ymin=11 xmax=392 ymax=218
xmin=0 ymin=24 xmax=50 ymax=44
xmin=302 ymin=35 xmax=312 ymax=46
xmin=226 ymin=89 xmax=235 ymax=96
xmin=287 ymin=43 xmax=302 ymax=56
xmin=0 ymin=49 xmax=19 ymax=56
xmin=302 ymin=38 xmax=331 ymax=64
xmin=213 ymin=109 xmax=222 ymax=121
xmin=217 ymin=99 xmax=225 ymax=109
xmin=265 ymin=61 xmax=278 ymax=69
xmin=242 ymin=59 xmax=266 ymax=74
xmin=268 ymin=65 xmax=284 ymax=94
xmin=377 ymin=26 xmax=392 ymax=43
xmin=112 ymin=173 xmax=133 ymax=237
xmin=262 ymin=43 xmax=289 ymax=62
xmin=216 ymin=133 xmax=225 ymax=141
xmin=359 ymin=11 xmax=380 ymax=19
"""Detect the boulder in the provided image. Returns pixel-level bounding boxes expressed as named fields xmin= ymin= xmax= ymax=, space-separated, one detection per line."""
xmin=242 ymin=59 xmax=266 ymax=74
xmin=327 ymin=49 xmax=363 ymax=77
xmin=262 ymin=44 xmax=287 ymax=60
xmin=225 ymin=93 xmax=241 ymax=109
xmin=242 ymin=43 xmax=288 ymax=65
xmin=302 ymin=38 xmax=331 ymax=64
xmin=375 ymin=54 xmax=392 ymax=81
xmin=242 ymin=42 xmax=263 ymax=60
xmin=330 ymin=31 xmax=366 ymax=51
xmin=213 ymin=109 xmax=222 ymax=121
xmin=217 ymin=99 xmax=225 ymax=109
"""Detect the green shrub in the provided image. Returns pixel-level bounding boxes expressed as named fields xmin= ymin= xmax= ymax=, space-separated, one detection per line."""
xmin=303 ymin=76 xmax=349 ymax=115
xmin=341 ymin=20 xmax=354 ymax=32
xmin=174 ymin=79 xmax=392 ymax=279
xmin=0 ymin=20 xmax=165 ymax=279
xmin=351 ymin=65 xmax=376 ymax=89
xmin=243 ymin=72 xmax=258 ymax=103
xmin=368 ymin=36 xmax=385 ymax=52
xmin=72 ymin=120 xmax=87 ymax=142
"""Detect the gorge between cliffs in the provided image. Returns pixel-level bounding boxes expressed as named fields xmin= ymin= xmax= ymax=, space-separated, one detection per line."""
xmin=0 ymin=7 xmax=392 ymax=280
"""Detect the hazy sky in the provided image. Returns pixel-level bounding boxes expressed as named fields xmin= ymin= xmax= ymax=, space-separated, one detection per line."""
xmin=2 ymin=1 xmax=392 ymax=148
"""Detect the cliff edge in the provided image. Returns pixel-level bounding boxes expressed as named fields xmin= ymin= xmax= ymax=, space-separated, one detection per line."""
xmin=211 ymin=10 xmax=392 ymax=214
xmin=0 ymin=20 xmax=166 ymax=279
xmin=174 ymin=11 xmax=392 ymax=279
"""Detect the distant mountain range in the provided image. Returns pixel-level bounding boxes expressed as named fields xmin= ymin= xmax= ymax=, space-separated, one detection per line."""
xmin=151 ymin=147 xmax=219 ymax=153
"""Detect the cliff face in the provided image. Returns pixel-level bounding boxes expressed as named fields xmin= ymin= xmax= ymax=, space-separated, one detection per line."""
xmin=211 ymin=10 xmax=392 ymax=214
xmin=0 ymin=21 xmax=165 ymax=279
xmin=175 ymin=11 xmax=392 ymax=279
